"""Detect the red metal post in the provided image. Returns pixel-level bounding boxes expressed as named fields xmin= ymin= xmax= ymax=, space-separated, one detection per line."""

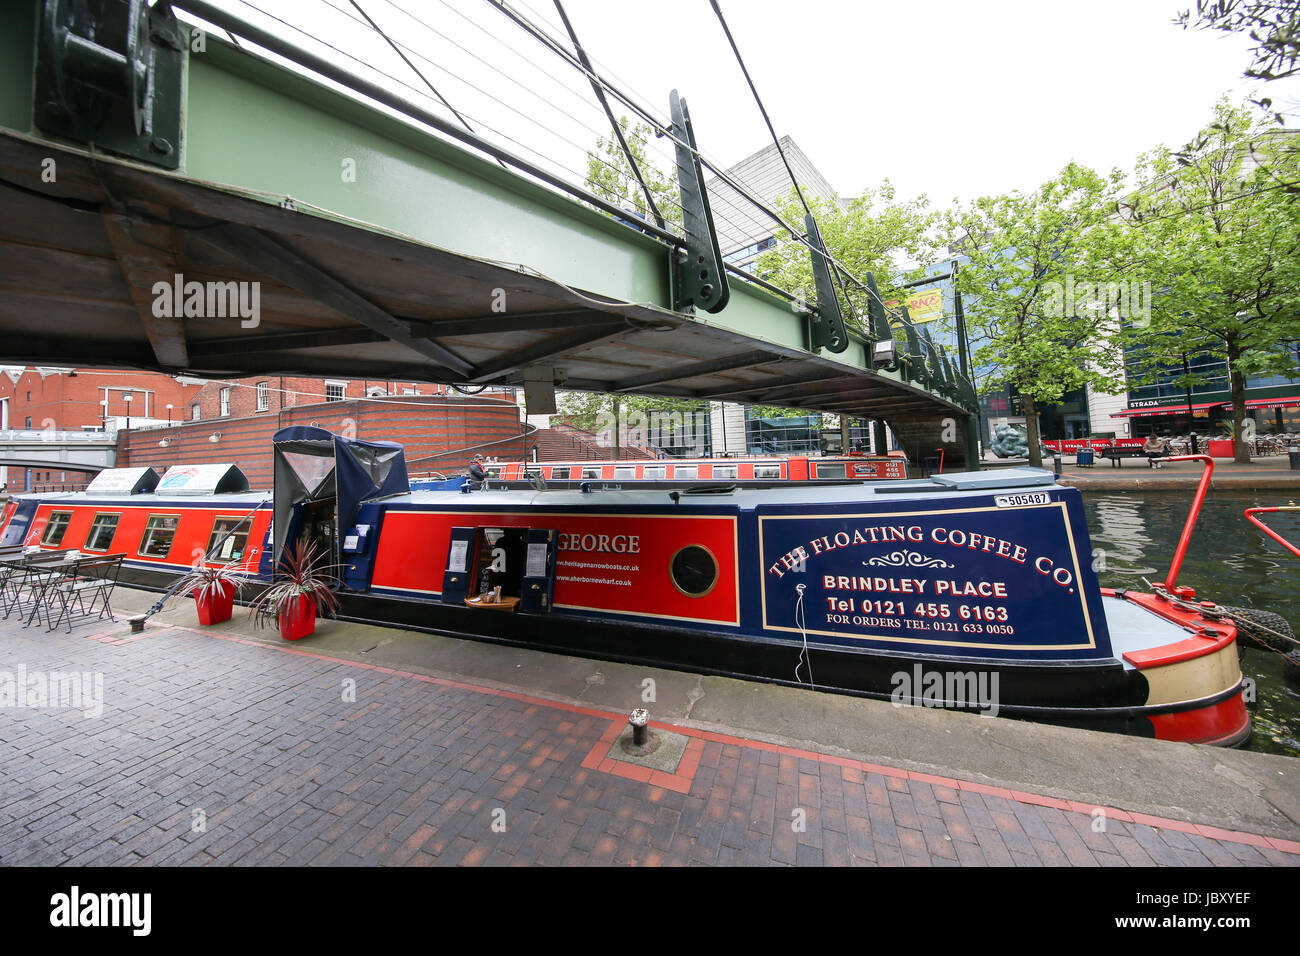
xmin=1159 ymin=454 xmax=1214 ymax=597
xmin=1245 ymin=506 xmax=1300 ymax=559
xmin=936 ymin=448 xmax=945 ymax=475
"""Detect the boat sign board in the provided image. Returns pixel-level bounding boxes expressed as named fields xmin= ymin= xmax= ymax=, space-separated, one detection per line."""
xmin=757 ymin=493 xmax=1112 ymax=660
xmin=157 ymin=464 xmax=249 ymax=495
xmin=85 ymin=467 xmax=159 ymax=495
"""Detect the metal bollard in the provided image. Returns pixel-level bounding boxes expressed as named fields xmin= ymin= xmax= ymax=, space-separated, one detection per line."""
xmin=1290 ymin=445 xmax=1299 ymax=471
xmin=628 ymin=708 xmax=649 ymax=747
xmin=1053 ymin=455 xmax=1062 ymax=477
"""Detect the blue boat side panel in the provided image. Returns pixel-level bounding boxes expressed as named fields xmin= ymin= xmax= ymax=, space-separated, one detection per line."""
xmin=756 ymin=488 xmax=1113 ymax=661
xmin=339 ymin=501 xmax=385 ymax=592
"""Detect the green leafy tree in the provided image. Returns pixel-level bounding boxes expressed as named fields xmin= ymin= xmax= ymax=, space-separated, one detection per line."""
xmin=1125 ymin=99 xmax=1300 ymax=461
xmin=754 ymin=183 xmax=940 ymax=336
xmin=584 ymin=117 xmax=682 ymax=232
xmin=945 ymin=163 xmax=1135 ymax=468
xmin=553 ymin=391 xmax=710 ymax=457
xmin=1178 ymin=1 xmax=1300 ymax=121
xmin=1177 ymin=2 xmax=1300 ymax=188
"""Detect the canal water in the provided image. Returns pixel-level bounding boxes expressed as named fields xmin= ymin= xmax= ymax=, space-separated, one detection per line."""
xmin=1082 ymin=490 xmax=1300 ymax=757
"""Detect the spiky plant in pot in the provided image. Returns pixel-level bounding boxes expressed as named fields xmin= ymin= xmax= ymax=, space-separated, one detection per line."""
xmin=249 ymin=540 xmax=341 ymax=639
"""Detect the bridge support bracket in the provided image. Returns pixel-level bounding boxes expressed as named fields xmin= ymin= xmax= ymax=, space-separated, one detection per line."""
xmin=804 ymin=213 xmax=848 ymax=353
xmin=35 ymin=0 xmax=185 ymax=169
xmin=667 ymin=90 xmax=729 ymax=315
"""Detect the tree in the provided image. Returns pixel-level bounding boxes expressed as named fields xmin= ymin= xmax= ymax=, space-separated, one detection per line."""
xmin=1178 ymin=2 xmax=1300 ymax=104
xmin=1177 ymin=1 xmax=1300 ymax=187
xmin=584 ymin=117 xmax=682 ymax=232
xmin=1125 ymin=99 xmax=1300 ymax=461
xmin=945 ymin=163 xmax=1135 ymax=468
xmin=553 ymin=391 xmax=711 ymax=457
xmin=754 ymin=183 xmax=940 ymax=336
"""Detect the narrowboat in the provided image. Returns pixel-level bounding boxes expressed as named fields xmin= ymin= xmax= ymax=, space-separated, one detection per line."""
xmin=0 ymin=427 xmax=1250 ymax=746
xmin=423 ymin=454 xmax=909 ymax=490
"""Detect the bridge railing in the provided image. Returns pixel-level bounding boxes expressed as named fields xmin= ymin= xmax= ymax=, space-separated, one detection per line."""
xmin=0 ymin=429 xmax=115 ymax=443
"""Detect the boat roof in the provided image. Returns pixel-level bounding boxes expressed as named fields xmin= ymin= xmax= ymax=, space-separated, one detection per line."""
xmin=396 ymin=468 xmax=1061 ymax=509
xmin=15 ymin=468 xmax=1060 ymax=511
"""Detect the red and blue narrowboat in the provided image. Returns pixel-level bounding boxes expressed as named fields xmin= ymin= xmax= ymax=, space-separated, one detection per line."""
xmin=0 ymin=426 xmax=1250 ymax=747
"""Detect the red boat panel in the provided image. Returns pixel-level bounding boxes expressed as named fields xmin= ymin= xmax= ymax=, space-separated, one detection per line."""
xmin=372 ymin=509 xmax=740 ymax=625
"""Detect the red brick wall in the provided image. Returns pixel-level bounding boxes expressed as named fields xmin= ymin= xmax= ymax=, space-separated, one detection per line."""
xmin=118 ymin=394 xmax=527 ymax=488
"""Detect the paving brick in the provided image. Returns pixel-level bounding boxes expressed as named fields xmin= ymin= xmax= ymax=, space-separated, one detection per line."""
xmin=2 ymin=613 xmax=1294 ymax=870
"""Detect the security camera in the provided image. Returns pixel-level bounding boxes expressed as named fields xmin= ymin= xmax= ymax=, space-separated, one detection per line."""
xmin=872 ymin=338 xmax=897 ymax=369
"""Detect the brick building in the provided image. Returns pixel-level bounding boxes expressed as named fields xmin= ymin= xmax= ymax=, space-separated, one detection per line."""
xmin=1 ymin=368 xmax=529 ymax=492
xmin=118 ymin=389 xmax=529 ymax=489
xmin=0 ymin=366 xmax=200 ymax=432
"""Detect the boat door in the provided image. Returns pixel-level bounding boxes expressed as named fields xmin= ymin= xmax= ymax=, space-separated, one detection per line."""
xmin=296 ymin=498 xmax=337 ymax=562
xmin=440 ymin=526 xmax=556 ymax=611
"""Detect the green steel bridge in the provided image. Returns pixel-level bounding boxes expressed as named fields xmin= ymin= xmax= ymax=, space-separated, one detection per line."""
xmin=0 ymin=1 xmax=980 ymax=464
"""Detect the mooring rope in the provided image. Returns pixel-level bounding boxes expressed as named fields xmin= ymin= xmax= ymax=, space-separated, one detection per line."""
xmin=794 ymin=582 xmax=815 ymax=689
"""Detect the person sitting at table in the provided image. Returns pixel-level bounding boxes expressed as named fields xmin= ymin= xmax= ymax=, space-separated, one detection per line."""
xmin=1143 ymin=434 xmax=1168 ymax=467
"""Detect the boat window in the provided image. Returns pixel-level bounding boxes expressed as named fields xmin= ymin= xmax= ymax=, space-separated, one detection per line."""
xmin=139 ymin=515 xmax=180 ymax=558
xmin=581 ymin=467 xmax=601 ymax=479
xmin=524 ymin=468 xmax=543 ymax=480
xmin=485 ymin=467 xmax=503 ymax=479
xmin=643 ymin=466 xmax=666 ymax=480
xmin=206 ymin=518 xmax=251 ymax=562
xmin=713 ymin=465 xmax=738 ymax=480
xmin=41 ymin=511 xmax=73 ymax=546
xmin=85 ymin=513 xmax=121 ymax=552
xmin=673 ymin=466 xmax=697 ymax=480
xmin=614 ymin=466 xmax=636 ymax=480
xmin=670 ymin=545 xmax=718 ymax=598
xmin=754 ymin=464 xmax=781 ymax=479
xmin=815 ymin=463 xmax=846 ymax=479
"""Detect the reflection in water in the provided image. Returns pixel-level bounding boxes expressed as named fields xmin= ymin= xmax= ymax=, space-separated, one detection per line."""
xmin=1083 ymin=491 xmax=1300 ymax=757
xmin=1088 ymin=494 xmax=1158 ymax=576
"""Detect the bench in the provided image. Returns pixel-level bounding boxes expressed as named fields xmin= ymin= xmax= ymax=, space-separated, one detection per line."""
xmin=1100 ymin=446 xmax=1161 ymax=467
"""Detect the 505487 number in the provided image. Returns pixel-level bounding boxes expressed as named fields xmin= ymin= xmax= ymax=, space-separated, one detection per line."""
xmin=994 ymin=492 xmax=1050 ymax=507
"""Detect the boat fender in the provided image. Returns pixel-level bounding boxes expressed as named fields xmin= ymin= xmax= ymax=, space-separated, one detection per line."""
xmin=1286 ymin=650 xmax=1300 ymax=689
xmin=1220 ymin=605 xmax=1298 ymax=654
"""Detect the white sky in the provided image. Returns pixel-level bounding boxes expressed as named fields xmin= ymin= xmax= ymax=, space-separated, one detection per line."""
xmin=206 ymin=0 xmax=1298 ymax=216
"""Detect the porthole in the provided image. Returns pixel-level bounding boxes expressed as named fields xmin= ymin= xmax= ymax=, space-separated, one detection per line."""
xmin=670 ymin=544 xmax=718 ymax=598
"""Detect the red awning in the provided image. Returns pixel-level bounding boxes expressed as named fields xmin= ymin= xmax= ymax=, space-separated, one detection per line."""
xmin=1245 ymin=396 xmax=1300 ymax=410
xmin=1112 ymin=402 xmax=1226 ymax=418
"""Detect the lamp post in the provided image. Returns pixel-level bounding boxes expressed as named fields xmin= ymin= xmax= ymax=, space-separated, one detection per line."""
xmin=166 ymin=403 xmax=173 ymax=425
xmin=123 ymin=393 xmax=132 ymax=431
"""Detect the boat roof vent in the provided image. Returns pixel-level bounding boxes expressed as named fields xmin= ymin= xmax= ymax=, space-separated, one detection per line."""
xmin=156 ymin=463 xmax=249 ymax=495
xmin=85 ymin=466 xmax=159 ymax=495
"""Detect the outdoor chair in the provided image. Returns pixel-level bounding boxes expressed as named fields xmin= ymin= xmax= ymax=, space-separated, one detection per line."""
xmin=5 ymin=561 xmax=70 ymax=627
xmin=46 ymin=554 xmax=124 ymax=633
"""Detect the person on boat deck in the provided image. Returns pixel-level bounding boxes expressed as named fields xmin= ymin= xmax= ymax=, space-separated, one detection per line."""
xmin=1143 ymin=434 xmax=1168 ymax=467
xmin=467 ymin=454 xmax=487 ymax=490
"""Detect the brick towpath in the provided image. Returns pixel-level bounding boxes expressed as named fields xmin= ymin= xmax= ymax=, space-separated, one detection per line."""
xmin=1 ymin=590 xmax=1297 ymax=867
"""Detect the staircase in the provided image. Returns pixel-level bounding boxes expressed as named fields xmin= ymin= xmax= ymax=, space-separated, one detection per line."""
xmin=529 ymin=426 xmax=657 ymax=462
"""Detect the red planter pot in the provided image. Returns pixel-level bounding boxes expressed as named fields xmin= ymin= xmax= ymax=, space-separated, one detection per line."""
xmin=193 ymin=581 xmax=235 ymax=626
xmin=278 ymin=594 xmax=317 ymax=641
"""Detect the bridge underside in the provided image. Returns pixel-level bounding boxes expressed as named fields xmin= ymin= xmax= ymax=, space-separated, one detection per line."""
xmin=0 ymin=134 xmax=958 ymax=427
